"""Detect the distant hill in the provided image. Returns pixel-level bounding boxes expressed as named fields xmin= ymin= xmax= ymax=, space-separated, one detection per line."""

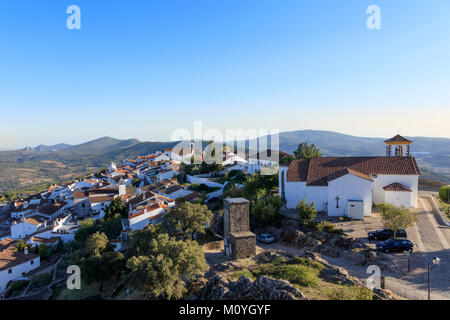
xmin=0 ymin=130 xmax=449 ymax=193
xmin=275 ymin=130 xmax=450 ymax=183
xmin=32 ymin=143 xmax=72 ymax=152
xmin=245 ymin=130 xmax=450 ymax=183
xmin=0 ymin=137 xmax=176 ymax=193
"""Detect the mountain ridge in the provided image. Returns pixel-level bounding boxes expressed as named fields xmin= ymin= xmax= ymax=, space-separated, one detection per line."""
xmin=0 ymin=130 xmax=449 ymax=193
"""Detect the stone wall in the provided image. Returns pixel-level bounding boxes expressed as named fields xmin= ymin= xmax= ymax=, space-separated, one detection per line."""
xmin=231 ymin=232 xmax=256 ymax=260
xmin=223 ymin=198 xmax=250 ymax=239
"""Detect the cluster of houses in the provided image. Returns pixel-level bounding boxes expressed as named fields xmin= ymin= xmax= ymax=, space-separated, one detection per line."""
xmin=0 ymin=134 xmax=421 ymax=293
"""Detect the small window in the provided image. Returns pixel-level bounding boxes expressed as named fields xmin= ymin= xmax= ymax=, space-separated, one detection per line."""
xmin=31 ymin=260 xmax=34 ymax=265
xmin=8 ymin=269 xmax=12 ymax=274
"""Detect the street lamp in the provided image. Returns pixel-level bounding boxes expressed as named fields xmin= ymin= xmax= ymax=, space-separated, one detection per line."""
xmin=428 ymin=256 xmax=441 ymax=300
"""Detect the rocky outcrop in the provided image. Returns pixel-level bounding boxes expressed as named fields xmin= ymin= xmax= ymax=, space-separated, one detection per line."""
xmin=194 ymin=275 xmax=307 ymax=300
xmin=280 ymin=228 xmax=376 ymax=267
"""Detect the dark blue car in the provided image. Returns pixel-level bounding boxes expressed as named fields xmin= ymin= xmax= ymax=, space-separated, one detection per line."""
xmin=376 ymin=238 xmax=413 ymax=253
xmin=368 ymin=228 xmax=407 ymax=241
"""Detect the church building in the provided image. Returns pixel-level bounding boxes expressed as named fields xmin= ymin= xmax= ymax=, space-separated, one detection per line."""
xmin=278 ymin=134 xmax=420 ymax=219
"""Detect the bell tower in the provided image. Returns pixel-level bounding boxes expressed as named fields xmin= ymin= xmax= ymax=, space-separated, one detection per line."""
xmin=384 ymin=134 xmax=413 ymax=157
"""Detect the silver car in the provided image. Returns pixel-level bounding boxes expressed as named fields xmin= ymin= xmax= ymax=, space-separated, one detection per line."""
xmin=257 ymin=233 xmax=276 ymax=244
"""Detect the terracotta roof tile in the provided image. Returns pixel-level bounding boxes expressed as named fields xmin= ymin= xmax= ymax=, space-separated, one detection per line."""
xmin=383 ymin=182 xmax=412 ymax=192
xmin=0 ymin=239 xmax=39 ymax=271
xmin=286 ymin=157 xmax=419 ymax=186
xmin=384 ymin=134 xmax=412 ymax=144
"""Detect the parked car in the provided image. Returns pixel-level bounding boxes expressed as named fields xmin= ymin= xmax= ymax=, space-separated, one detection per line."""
xmin=376 ymin=238 xmax=413 ymax=253
xmin=368 ymin=228 xmax=407 ymax=240
xmin=257 ymin=233 xmax=276 ymax=244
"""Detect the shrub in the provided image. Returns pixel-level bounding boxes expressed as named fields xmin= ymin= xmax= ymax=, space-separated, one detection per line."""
xmin=229 ymin=269 xmax=256 ymax=281
xmin=30 ymin=273 xmax=52 ymax=288
xmin=315 ymin=221 xmax=344 ymax=235
xmin=5 ymin=280 xmax=29 ymax=297
xmin=296 ymin=199 xmax=317 ymax=226
xmin=289 ymin=257 xmax=325 ymax=271
xmin=328 ymin=285 xmax=373 ymax=300
xmin=439 ymin=185 xmax=450 ymax=202
xmin=255 ymin=264 xmax=321 ymax=287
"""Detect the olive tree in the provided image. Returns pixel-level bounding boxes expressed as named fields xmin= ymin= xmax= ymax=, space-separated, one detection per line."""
xmin=377 ymin=203 xmax=418 ymax=239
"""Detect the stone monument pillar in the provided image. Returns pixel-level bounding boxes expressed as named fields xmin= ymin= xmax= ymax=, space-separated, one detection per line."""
xmin=223 ymin=198 xmax=256 ymax=260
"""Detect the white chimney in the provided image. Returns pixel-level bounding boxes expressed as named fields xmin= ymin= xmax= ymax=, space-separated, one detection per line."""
xmin=24 ymin=247 xmax=28 ymax=255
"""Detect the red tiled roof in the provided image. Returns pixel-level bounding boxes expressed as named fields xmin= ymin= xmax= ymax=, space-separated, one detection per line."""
xmin=0 ymin=239 xmax=39 ymax=271
xmin=327 ymin=168 xmax=374 ymax=183
xmin=73 ymin=191 xmax=89 ymax=199
xmin=129 ymin=202 xmax=167 ymax=219
xmin=286 ymin=157 xmax=420 ymax=186
xmin=383 ymin=182 xmax=412 ymax=192
xmin=286 ymin=159 xmax=310 ymax=182
xmin=384 ymin=134 xmax=412 ymax=144
xmin=38 ymin=201 xmax=67 ymax=215
xmin=30 ymin=236 xmax=60 ymax=244
xmin=89 ymin=188 xmax=119 ymax=195
xmin=89 ymin=195 xmax=114 ymax=204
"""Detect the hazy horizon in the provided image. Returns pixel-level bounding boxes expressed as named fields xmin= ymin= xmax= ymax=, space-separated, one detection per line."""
xmin=2 ymin=128 xmax=450 ymax=151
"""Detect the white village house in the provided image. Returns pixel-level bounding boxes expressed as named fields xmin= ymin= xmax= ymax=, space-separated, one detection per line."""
xmin=0 ymin=239 xmax=40 ymax=293
xmin=279 ymin=135 xmax=420 ymax=219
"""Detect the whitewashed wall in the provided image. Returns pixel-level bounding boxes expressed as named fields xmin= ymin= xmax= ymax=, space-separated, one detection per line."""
xmin=10 ymin=222 xmax=38 ymax=239
xmin=327 ymin=174 xmax=373 ymax=217
xmin=384 ymin=191 xmax=412 ymax=208
xmin=0 ymin=256 xmax=40 ymax=293
xmin=186 ymin=175 xmax=224 ymax=188
xmin=372 ymin=174 xmax=419 ymax=207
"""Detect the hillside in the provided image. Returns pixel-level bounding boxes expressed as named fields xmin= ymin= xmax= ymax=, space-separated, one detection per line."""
xmin=275 ymin=130 xmax=450 ymax=183
xmin=1 ymin=130 xmax=449 ymax=193
xmin=0 ymin=137 xmax=177 ymax=193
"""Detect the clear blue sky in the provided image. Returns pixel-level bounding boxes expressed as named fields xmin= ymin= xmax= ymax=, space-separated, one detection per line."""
xmin=1 ymin=0 xmax=449 ymax=148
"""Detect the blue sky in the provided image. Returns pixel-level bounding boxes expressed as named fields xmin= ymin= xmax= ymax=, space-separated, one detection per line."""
xmin=1 ymin=0 xmax=449 ymax=148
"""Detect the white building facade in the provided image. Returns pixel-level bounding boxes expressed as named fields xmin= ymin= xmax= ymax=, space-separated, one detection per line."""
xmin=279 ymin=135 xmax=420 ymax=219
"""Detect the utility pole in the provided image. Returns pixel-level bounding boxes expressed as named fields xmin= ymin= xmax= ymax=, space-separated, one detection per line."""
xmin=408 ymin=251 xmax=411 ymax=272
xmin=428 ymin=263 xmax=431 ymax=300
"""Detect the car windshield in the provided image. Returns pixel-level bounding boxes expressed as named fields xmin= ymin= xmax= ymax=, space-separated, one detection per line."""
xmin=385 ymin=239 xmax=395 ymax=243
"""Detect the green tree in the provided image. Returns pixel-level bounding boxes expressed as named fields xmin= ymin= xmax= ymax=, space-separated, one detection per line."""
xmin=296 ymin=199 xmax=317 ymax=226
xmin=126 ymin=233 xmax=207 ymax=299
xmin=38 ymin=244 xmax=51 ymax=260
xmin=16 ymin=240 xmax=27 ymax=252
xmin=128 ymin=224 xmax=163 ymax=257
xmin=85 ymin=232 xmax=109 ymax=256
xmin=99 ymin=216 xmax=122 ymax=240
xmin=131 ymin=177 xmax=141 ymax=188
xmin=55 ymin=239 xmax=64 ymax=252
xmin=243 ymin=174 xmax=266 ymax=202
xmin=74 ymin=218 xmax=99 ymax=243
xmin=439 ymin=185 xmax=450 ymax=202
xmin=294 ymin=142 xmax=322 ymax=160
xmin=251 ymin=196 xmax=283 ymax=224
xmin=104 ymin=197 xmax=128 ymax=220
xmin=162 ymin=202 xmax=213 ymax=240
xmin=377 ymin=203 xmax=418 ymax=239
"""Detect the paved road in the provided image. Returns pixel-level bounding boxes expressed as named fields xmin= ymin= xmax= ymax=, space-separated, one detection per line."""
xmin=277 ymin=194 xmax=450 ymax=300
xmin=403 ymin=195 xmax=450 ymax=299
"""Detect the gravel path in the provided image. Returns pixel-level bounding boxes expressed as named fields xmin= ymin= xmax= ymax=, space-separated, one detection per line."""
xmin=264 ymin=195 xmax=450 ymax=300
